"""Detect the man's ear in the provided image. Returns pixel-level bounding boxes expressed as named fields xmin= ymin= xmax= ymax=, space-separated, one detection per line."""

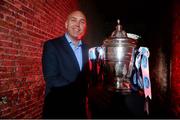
xmin=65 ymin=21 xmax=68 ymax=29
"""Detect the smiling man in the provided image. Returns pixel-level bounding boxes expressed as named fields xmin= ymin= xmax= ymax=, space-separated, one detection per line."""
xmin=65 ymin=11 xmax=87 ymax=45
xmin=42 ymin=10 xmax=89 ymax=118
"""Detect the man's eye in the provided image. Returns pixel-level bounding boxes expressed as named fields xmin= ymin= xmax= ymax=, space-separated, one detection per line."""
xmin=80 ymin=20 xmax=85 ymax=24
xmin=71 ymin=19 xmax=76 ymax=22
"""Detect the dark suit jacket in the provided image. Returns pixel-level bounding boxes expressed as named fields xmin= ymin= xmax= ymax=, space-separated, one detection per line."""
xmin=42 ymin=35 xmax=89 ymax=118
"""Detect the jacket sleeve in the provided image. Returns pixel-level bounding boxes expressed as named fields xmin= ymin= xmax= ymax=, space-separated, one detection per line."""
xmin=42 ymin=41 xmax=69 ymax=95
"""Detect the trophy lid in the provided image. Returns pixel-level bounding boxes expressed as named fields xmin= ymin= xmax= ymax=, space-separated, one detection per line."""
xmin=103 ymin=19 xmax=140 ymax=47
xmin=110 ymin=19 xmax=127 ymax=38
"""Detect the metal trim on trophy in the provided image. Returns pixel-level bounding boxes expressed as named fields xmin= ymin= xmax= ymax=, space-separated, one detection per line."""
xmin=88 ymin=20 xmax=152 ymax=114
xmin=89 ymin=19 xmax=150 ymax=95
xmin=103 ymin=19 xmax=140 ymax=94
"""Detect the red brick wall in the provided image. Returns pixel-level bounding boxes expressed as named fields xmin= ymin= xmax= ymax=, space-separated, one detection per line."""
xmin=171 ymin=0 xmax=180 ymax=117
xmin=0 ymin=0 xmax=79 ymax=118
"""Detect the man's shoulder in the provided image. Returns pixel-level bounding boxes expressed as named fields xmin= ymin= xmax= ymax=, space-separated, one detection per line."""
xmin=45 ymin=35 xmax=65 ymax=44
xmin=82 ymin=41 xmax=90 ymax=49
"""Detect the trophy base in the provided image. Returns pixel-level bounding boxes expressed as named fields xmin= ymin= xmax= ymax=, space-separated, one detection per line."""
xmin=106 ymin=80 xmax=132 ymax=95
xmin=107 ymin=86 xmax=132 ymax=95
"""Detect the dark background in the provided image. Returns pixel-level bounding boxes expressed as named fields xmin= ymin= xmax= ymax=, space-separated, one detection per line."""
xmin=79 ymin=0 xmax=173 ymax=118
xmin=80 ymin=0 xmax=172 ymax=47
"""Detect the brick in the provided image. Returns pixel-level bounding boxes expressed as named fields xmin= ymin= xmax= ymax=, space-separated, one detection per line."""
xmin=0 ymin=38 xmax=13 ymax=45
xmin=0 ymin=0 xmax=79 ymax=118
xmin=5 ymin=16 xmax=16 ymax=24
xmin=16 ymin=21 xmax=22 ymax=27
xmin=0 ymin=61 xmax=15 ymax=66
xmin=19 ymin=0 xmax=28 ymax=6
xmin=0 ymin=20 xmax=15 ymax=30
xmin=0 ymin=13 xmax=4 ymax=19
xmin=0 ymin=5 xmax=12 ymax=16
xmin=0 ymin=26 xmax=9 ymax=33
xmin=0 ymin=54 xmax=16 ymax=60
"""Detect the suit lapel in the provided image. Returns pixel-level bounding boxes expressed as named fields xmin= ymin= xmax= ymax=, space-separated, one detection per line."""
xmin=58 ymin=36 xmax=80 ymax=72
xmin=81 ymin=43 xmax=88 ymax=70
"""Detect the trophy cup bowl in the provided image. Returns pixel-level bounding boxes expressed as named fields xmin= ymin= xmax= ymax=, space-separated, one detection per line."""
xmin=101 ymin=20 xmax=140 ymax=94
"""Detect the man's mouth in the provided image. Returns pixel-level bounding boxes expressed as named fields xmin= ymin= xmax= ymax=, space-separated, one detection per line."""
xmin=73 ymin=28 xmax=80 ymax=32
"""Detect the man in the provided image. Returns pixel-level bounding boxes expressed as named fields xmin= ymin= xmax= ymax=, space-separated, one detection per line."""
xmin=42 ymin=10 xmax=89 ymax=118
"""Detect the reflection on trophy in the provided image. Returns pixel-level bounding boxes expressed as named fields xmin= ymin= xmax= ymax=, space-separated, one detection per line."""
xmin=89 ymin=20 xmax=142 ymax=94
xmin=89 ymin=20 xmax=152 ymax=115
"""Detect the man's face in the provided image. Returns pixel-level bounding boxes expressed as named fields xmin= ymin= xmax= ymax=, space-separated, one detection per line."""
xmin=65 ymin=11 xmax=87 ymax=40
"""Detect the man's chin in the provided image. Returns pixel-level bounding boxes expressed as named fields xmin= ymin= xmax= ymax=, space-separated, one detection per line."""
xmin=69 ymin=33 xmax=83 ymax=40
xmin=70 ymin=35 xmax=81 ymax=41
xmin=73 ymin=34 xmax=83 ymax=40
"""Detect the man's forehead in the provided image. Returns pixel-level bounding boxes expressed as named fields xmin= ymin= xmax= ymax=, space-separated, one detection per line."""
xmin=68 ymin=11 xmax=86 ymax=19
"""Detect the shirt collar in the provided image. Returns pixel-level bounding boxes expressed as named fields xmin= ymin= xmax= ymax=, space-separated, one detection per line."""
xmin=65 ymin=33 xmax=82 ymax=47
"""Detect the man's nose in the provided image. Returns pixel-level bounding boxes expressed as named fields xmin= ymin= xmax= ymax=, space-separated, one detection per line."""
xmin=74 ymin=21 xmax=80 ymax=27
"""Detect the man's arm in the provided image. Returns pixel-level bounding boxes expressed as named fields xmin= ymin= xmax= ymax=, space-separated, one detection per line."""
xmin=42 ymin=41 xmax=69 ymax=95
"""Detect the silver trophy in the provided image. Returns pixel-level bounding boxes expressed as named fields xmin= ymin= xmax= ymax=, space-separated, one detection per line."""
xmin=89 ymin=20 xmax=141 ymax=94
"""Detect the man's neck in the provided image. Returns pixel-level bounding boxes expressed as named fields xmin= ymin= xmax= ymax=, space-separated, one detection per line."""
xmin=66 ymin=33 xmax=81 ymax=47
xmin=72 ymin=39 xmax=79 ymax=47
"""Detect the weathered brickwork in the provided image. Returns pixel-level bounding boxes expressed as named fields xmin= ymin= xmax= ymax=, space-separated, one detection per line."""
xmin=0 ymin=0 xmax=79 ymax=118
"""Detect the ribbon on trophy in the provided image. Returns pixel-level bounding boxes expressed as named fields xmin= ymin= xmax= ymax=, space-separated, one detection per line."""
xmin=88 ymin=47 xmax=97 ymax=71
xmin=133 ymin=47 xmax=152 ymax=114
xmin=88 ymin=47 xmax=104 ymax=72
